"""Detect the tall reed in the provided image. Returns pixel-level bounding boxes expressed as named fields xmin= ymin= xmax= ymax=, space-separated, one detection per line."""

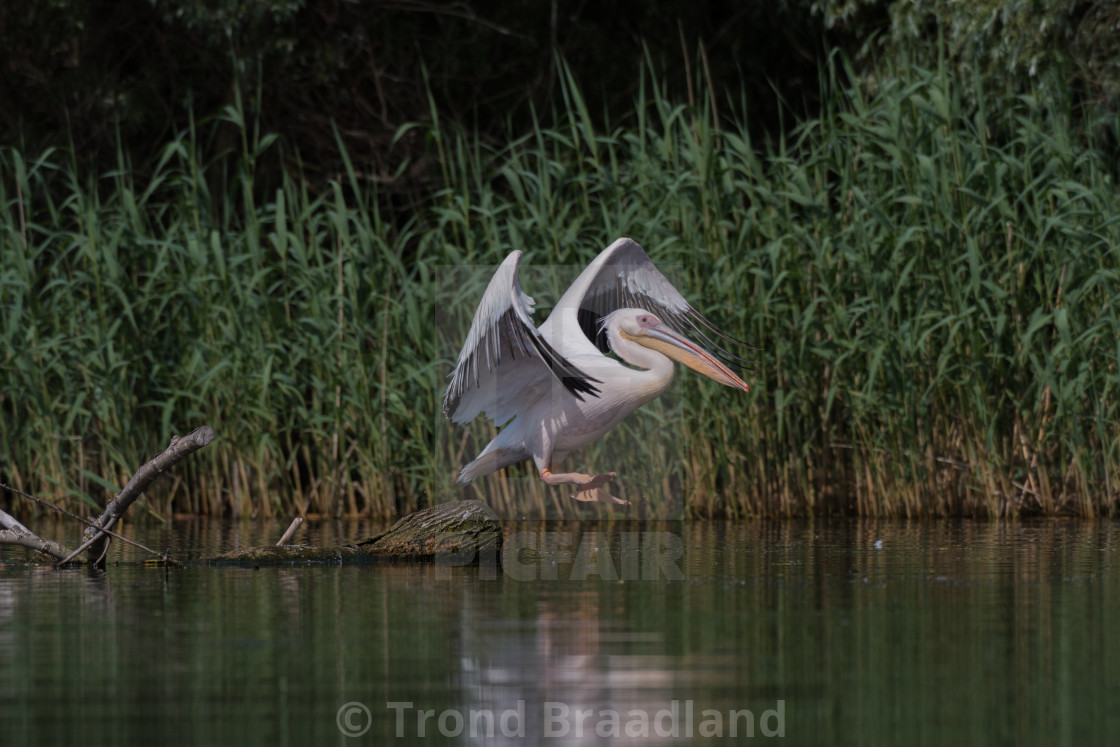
xmin=2 ymin=56 xmax=1119 ymax=518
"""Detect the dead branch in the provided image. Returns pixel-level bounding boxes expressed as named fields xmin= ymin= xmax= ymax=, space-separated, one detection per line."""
xmin=1 ymin=488 xmax=183 ymax=564
xmin=0 ymin=507 xmax=36 ymax=536
xmin=0 ymin=507 xmax=73 ymax=560
xmin=276 ymin=517 xmax=304 ymax=546
xmin=57 ymin=426 xmax=215 ymax=566
xmin=0 ymin=486 xmax=183 ymax=564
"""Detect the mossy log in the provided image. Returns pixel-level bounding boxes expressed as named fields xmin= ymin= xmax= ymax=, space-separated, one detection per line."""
xmin=208 ymin=500 xmax=502 ymax=566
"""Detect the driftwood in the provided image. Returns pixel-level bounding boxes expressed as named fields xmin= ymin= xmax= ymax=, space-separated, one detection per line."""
xmin=276 ymin=516 xmax=304 ymax=546
xmin=61 ymin=426 xmax=216 ymax=565
xmin=0 ymin=426 xmax=215 ymax=566
xmin=0 ymin=498 xmax=171 ymax=562
xmin=209 ymin=499 xmax=502 ymax=566
xmin=0 ymin=508 xmax=73 ymax=560
xmin=3 ymin=425 xmax=502 ymax=570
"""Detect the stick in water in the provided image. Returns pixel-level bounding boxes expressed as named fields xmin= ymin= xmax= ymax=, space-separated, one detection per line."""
xmin=276 ymin=517 xmax=304 ymax=546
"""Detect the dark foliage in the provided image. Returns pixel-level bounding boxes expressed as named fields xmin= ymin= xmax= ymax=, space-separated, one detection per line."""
xmin=0 ymin=0 xmax=830 ymax=191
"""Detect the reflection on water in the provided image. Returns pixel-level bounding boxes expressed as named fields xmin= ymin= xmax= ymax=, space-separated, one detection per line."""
xmin=1 ymin=519 xmax=1118 ymax=745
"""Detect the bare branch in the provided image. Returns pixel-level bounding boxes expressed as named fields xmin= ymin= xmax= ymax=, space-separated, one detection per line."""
xmin=276 ymin=517 xmax=304 ymax=546
xmin=0 ymin=507 xmax=36 ymax=535
xmin=58 ymin=426 xmax=215 ymax=566
xmin=0 ymin=507 xmax=73 ymax=560
xmin=1 ymin=491 xmax=181 ymax=564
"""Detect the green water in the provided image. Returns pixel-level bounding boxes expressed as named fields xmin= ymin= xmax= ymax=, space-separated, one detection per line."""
xmin=1 ymin=519 xmax=1117 ymax=745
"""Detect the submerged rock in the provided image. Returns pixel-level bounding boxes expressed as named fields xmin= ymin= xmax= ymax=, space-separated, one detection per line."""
xmin=208 ymin=499 xmax=502 ymax=566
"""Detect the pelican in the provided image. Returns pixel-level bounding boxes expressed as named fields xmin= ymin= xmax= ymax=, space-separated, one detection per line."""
xmin=443 ymin=238 xmax=751 ymax=504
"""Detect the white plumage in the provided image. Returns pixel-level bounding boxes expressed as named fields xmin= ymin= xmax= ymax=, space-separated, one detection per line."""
xmin=444 ymin=238 xmax=751 ymax=504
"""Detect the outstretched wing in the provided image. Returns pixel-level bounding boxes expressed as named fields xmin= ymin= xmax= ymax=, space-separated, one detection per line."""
xmin=443 ymin=251 xmax=601 ymax=424
xmin=539 ymin=237 xmax=754 ymax=365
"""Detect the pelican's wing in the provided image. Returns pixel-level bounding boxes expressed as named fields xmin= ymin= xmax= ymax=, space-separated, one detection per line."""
xmin=443 ymin=251 xmax=601 ymax=423
xmin=540 ymin=238 xmax=753 ymax=365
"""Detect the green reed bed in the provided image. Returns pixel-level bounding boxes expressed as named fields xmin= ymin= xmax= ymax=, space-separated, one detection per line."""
xmin=3 ymin=59 xmax=1120 ymax=518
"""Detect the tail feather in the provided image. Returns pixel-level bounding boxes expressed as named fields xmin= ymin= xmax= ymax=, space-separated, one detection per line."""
xmin=457 ymin=447 xmax=528 ymax=484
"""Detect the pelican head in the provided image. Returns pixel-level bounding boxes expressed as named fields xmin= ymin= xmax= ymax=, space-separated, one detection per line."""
xmin=608 ymin=309 xmax=750 ymax=392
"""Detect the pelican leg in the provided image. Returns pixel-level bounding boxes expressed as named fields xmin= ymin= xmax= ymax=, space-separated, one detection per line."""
xmin=539 ymin=468 xmax=614 ymax=488
xmin=539 ymin=469 xmax=630 ymax=506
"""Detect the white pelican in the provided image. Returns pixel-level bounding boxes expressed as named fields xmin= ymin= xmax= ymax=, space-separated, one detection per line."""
xmin=443 ymin=238 xmax=751 ymax=504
